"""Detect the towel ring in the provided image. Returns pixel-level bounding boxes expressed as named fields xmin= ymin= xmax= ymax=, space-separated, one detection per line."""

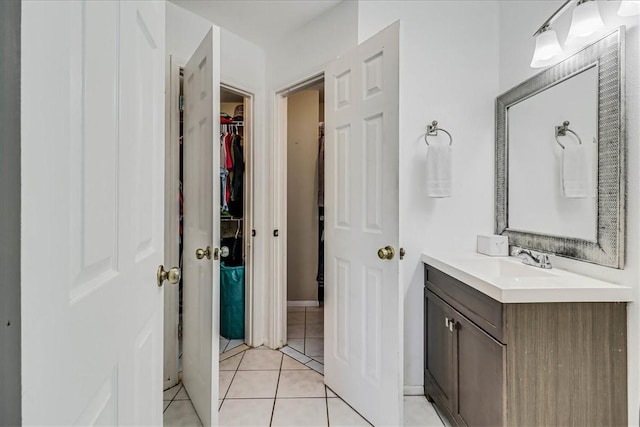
xmin=424 ymin=120 xmax=453 ymax=146
xmin=555 ymin=120 xmax=583 ymax=149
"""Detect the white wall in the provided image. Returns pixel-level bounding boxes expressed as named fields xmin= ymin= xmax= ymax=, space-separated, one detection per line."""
xmin=358 ymin=1 xmax=501 ymax=393
xmin=166 ymin=2 xmax=211 ymax=62
xmin=166 ymin=2 xmax=269 ymax=346
xmin=499 ymin=1 xmax=640 ymax=423
xmin=286 ymin=90 xmax=320 ymax=302
xmin=266 ymin=0 xmax=358 ymax=91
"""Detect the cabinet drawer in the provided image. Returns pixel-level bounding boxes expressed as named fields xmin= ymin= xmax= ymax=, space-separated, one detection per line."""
xmin=425 ymin=264 xmax=504 ymax=343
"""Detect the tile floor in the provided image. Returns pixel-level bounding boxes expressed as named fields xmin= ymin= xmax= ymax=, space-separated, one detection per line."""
xmin=283 ymin=305 xmax=325 ymax=373
xmin=220 ymin=336 xmax=247 ymax=354
xmin=164 ymin=345 xmax=445 ymax=427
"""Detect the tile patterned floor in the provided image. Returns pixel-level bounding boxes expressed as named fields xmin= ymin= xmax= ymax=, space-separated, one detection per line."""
xmin=282 ymin=306 xmax=325 ymax=373
xmin=219 ymin=337 xmax=248 ymax=354
xmin=164 ymin=345 xmax=445 ymax=427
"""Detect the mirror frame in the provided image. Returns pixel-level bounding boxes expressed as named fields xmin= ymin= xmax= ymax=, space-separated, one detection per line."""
xmin=496 ymin=28 xmax=625 ymax=269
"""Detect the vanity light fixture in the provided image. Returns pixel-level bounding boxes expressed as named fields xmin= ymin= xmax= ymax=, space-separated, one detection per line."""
xmin=530 ymin=0 xmax=574 ymax=68
xmin=530 ymin=0 xmax=610 ymax=68
xmin=530 ymin=26 xmax=563 ymax=68
xmin=565 ymin=0 xmax=605 ymax=46
xmin=618 ymin=0 xmax=640 ymax=16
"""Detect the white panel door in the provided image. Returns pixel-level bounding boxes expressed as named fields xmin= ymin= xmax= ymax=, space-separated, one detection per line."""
xmin=182 ymin=28 xmax=221 ymax=427
xmin=325 ymin=22 xmax=401 ymax=426
xmin=21 ymin=1 xmax=165 ymax=425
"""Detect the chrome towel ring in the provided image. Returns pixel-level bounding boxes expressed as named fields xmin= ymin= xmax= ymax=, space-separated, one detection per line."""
xmin=555 ymin=120 xmax=583 ymax=149
xmin=424 ymin=120 xmax=453 ymax=146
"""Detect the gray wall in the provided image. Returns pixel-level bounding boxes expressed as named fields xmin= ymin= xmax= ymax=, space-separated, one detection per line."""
xmin=0 ymin=0 xmax=21 ymax=425
xmin=286 ymin=90 xmax=320 ymax=301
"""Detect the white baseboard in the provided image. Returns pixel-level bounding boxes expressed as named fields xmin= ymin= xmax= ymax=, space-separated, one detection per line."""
xmin=403 ymin=385 xmax=424 ymax=396
xmin=287 ymin=300 xmax=320 ymax=307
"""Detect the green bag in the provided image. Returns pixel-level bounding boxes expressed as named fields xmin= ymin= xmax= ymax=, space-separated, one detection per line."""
xmin=220 ymin=263 xmax=245 ymax=339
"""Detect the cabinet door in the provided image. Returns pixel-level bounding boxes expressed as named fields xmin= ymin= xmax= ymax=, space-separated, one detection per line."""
xmin=454 ymin=314 xmax=506 ymax=427
xmin=424 ymin=290 xmax=455 ymax=412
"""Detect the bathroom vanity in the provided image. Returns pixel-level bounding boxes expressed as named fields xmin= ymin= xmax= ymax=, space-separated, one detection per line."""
xmin=422 ymin=253 xmax=631 ymax=427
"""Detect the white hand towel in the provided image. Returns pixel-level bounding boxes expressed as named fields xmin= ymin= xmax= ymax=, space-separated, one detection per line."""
xmin=562 ymin=143 xmax=590 ymax=198
xmin=425 ymin=144 xmax=452 ymax=198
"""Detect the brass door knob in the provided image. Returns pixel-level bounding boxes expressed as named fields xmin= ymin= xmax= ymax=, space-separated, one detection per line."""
xmin=157 ymin=265 xmax=180 ymax=287
xmin=377 ymin=246 xmax=395 ymax=260
xmin=196 ymin=246 xmax=212 ymax=260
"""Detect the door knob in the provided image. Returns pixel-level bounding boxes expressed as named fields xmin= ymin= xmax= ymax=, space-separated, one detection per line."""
xmin=377 ymin=246 xmax=395 ymax=260
xmin=220 ymin=246 xmax=230 ymax=258
xmin=196 ymin=246 xmax=212 ymax=260
xmin=157 ymin=265 xmax=180 ymax=287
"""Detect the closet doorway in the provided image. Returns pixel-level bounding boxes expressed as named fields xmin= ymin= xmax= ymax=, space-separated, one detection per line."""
xmin=218 ymin=85 xmax=254 ymax=354
xmin=281 ymin=78 xmax=326 ymax=373
xmin=163 ymin=55 xmax=255 ymax=394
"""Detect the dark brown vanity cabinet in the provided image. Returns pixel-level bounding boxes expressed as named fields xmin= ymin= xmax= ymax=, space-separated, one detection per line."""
xmin=423 ymin=264 xmax=628 ymax=427
xmin=424 ymin=284 xmax=505 ymax=426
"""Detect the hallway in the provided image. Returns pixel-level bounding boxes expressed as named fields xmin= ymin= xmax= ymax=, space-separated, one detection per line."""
xmin=163 ymin=346 xmax=444 ymax=426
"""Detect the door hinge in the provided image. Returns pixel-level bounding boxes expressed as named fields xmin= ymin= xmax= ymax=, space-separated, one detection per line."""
xmin=178 ymin=322 xmax=183 ymax=340
xmin=252 ymin=229 xmax=256 ymax=237
xmin=178 ymin=94 xmax=184 ymax=112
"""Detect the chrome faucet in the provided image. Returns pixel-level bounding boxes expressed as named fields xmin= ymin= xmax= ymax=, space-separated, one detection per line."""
xmin=511 ymin=247 xmax=552 ymax=269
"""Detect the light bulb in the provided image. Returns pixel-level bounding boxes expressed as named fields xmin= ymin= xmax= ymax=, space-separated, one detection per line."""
xmin=618 ymin=0 xmax=640 ymax=16
xmin=566 ymin=0 xmax=605 ymax=46
xmin=530 ymin=27 xmax=562 ymax=68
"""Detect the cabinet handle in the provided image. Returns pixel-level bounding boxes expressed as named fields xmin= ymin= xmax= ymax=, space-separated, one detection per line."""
xmin=449 ymin=319 xmax=455 ymax=332
xmin=445 ymin=317 xmax=450 ymax=328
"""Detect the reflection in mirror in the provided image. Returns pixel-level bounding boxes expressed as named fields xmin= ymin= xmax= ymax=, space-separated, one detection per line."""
xmin=508 ymin=65 xmax=598 ymax=241
xmin=496 ymin=28 xmax=625 ymax=268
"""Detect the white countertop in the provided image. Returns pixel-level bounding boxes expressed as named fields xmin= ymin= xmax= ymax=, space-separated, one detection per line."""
xmin=421 ymin=252 xmax=633 ymax=303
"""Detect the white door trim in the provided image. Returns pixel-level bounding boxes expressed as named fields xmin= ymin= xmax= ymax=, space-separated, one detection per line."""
xmin=269 ymin=72 xmax=324 ymax=349
xmin=220 ymin=82 xmax=257 ymax=347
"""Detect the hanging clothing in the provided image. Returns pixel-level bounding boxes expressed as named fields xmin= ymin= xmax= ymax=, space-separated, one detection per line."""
xmin=220 ymin=169 xmax=229 ymax=212
xmin=316 ymin=206 xmax=324 ymax=283
xmin=220 ymin=133 xmax=227 ymax=169
xmin=224 ymin=133 xmax=233 ymax=170
xmin=317 ymin=128 xmax=325 ymax=207
xmin=226 ymin=173 xmax=231 ymax=207
xmin=229 ymin=135 xmax=244 ymax=218
xmin=316 ymin=127 xmax=325 ymax=301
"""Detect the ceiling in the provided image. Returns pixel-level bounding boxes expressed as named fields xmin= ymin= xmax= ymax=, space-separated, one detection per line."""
xmin=170 ymin=0 xmax=343 ymax=48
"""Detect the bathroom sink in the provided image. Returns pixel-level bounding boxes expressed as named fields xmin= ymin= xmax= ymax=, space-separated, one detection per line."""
xmin=460 ymin=258 xmax=555 ymax=278
xmin=421 ymin=252 xmax=633 ymax=303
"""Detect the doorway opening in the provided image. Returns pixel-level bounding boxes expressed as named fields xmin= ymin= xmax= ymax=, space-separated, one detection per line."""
xmin=218 ymin=85 xmax=253 ymax=354
xmin=278 ymin=76 xmax=326 ymax=373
